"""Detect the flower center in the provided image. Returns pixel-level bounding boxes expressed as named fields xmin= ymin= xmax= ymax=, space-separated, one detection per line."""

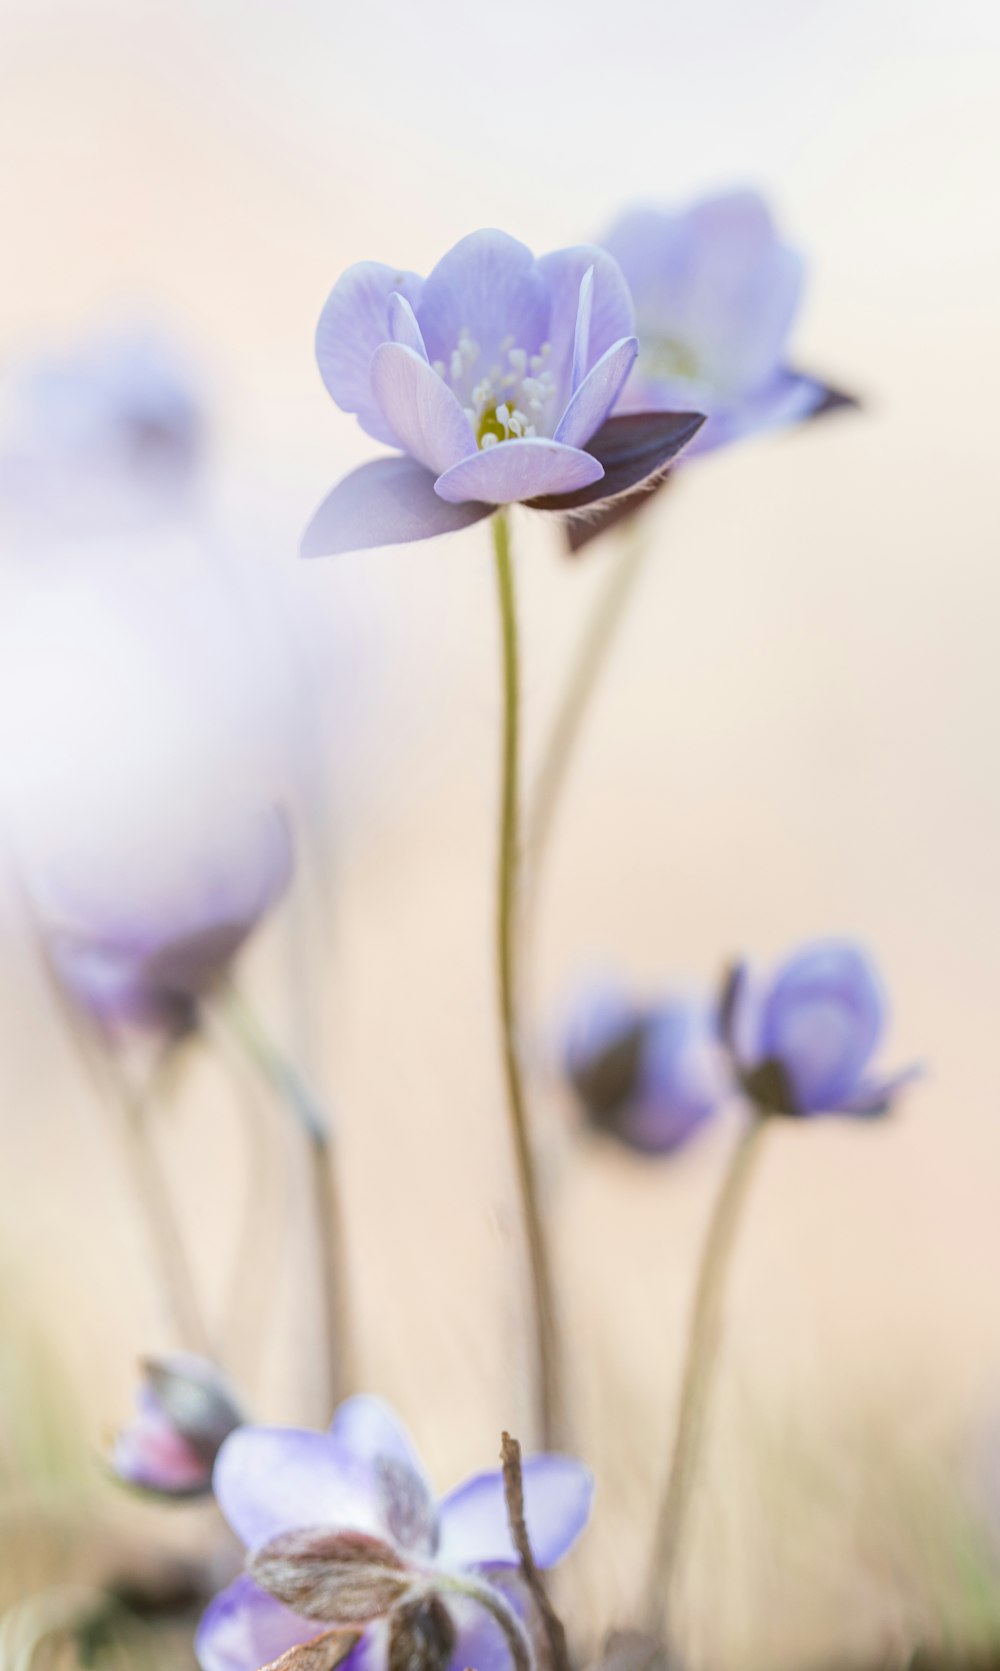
xmin=432 ymin=329 xmax=557 ymax=448
xmin=641 ymin=334 xmax=702 ymax=384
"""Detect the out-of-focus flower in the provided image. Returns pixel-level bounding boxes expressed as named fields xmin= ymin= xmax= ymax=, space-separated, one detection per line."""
xmin=562 ymin=979 xmax=725 ymax=1155
xmin=113 ymin=1354 xmax=245 ymax=1499
xmin=303 ymin=229 xmax=704 ymax=557
xmin=40 ymin=808 xmax=292 ymax=1041
xmin=0 ymin=325 xmax=205 ymax=538
xmin=196 ymin=1394 xmax=592 ymax=1671
xmin=601 ymin=190 xmax=853 ymax=457
xmin=721 ymin=939 xmax=919 ymax=1118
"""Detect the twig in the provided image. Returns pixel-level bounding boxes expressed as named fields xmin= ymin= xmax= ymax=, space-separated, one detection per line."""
xmin=501 ymin=1431 xmax=570 ymax=1671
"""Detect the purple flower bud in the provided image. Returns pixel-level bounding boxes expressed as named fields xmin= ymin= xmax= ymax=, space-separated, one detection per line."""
xmin=724 ymin=940 xmax=920 ymax=1118
xmin=42 ymin=809 xmax=292 ymax=1042
xmin=563 ymin=980 xmax=725 ymax=1155
xmin=113 ymin=1354 xmax=244 ymax=1499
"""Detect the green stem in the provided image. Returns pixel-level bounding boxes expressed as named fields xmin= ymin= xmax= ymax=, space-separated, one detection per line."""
xmin=492 ymin=508 xmax=562 ymax=1449
xmin=524 ymin=526 xmax=650 ymax=969
xmin=643 ymin=1116 xmax=768 ymax=1631
xmin=219 ymin=986 xmax=351 ymax=1415
xmin=438 ymin=1572 xmax=535 ymax=1671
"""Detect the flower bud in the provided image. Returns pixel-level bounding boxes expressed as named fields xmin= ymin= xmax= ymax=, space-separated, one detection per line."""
xmin=563 ymin=979 xmax=725 ymax=1154
xmin=112 ymin=1353 xmax=244 ymax=1498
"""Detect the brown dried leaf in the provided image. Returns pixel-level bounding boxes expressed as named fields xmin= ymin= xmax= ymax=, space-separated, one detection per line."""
xmin=260 ymin=1628 xmax=362 ymax=1671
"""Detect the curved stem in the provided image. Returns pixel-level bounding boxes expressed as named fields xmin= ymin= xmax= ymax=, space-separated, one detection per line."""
xmin=642 ymin=1116 xmax=768 ymax=1632
xmin=438 ymin=1572 xmax=535 ymax=1671
xmin=523 ymin=526 xmax=650 ymax=981
xmin=219 ymin=986 xmax=352 ymax=1415
xmin=492 ymin=509 xmax=562 ymax=1449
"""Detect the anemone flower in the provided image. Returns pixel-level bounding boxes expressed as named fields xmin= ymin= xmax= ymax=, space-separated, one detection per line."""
xmin=196 ymin=1396 xmax=592 ymax=1671
xmin=302 ymin=229 xmax=703 ymax=558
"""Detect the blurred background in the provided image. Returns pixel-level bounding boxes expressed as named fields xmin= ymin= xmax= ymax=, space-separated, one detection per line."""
xmin=1 ymin=1 xmax=999 ymax=1667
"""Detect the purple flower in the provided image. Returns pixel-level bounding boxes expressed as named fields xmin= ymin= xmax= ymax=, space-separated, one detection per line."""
xmin=303 ymin=230 xmax=704 ymax=558
xmin=41 ymin=808 xmax=292 ymax=1040
xmin=562 ymin=979 xmax=725 ymax=1155
xmin=196 ymin=1395 xmax=593 ymax=1671
xmin=0 ymin=325 xmax=204 ymax=535
xmin=722 ymin=940 xmax=919 ymax=1118
xmin=113 ymin=1354 xmax=244 ymax=1499
xmin=601 ymin=190 xmax=852 ymax=458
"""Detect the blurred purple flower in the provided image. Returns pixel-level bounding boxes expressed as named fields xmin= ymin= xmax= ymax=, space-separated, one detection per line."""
xmin=113 ymin=1353 xmax=244 ymax=1499
xmin=601 ymin=190 xmax=853 ymax=458
xmin=722 ymin=939 xmax=919 ymax=1118
xmin=196 ymin=1395 xmax=592 ymax=1671
xmin=303 ymin=230 xmax=704 ymax=558
xmin=563 ymin=979 xmax=725 ymax=1155
xmin=0 ymin=325 xmax=205 ymax=536
xmin=43 ymin=808 xmax=292 ymax=1041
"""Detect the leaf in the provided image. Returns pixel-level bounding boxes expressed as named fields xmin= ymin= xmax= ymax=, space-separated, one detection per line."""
xmin=260 ymin=1629 xmax=363 ymax=1671
xmin=250 ymin=1528 xmax=411 ymax=1623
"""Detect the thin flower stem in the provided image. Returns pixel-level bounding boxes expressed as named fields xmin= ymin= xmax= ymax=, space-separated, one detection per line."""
xmin=17 ymin=885 xmax=213 ymax=1357
xmin=112 ymin=1060 xmax=215 ymax=1359
xmin=492 ymin=508 xmax=562 ymax=1448
xmin=438 ymin=1572 xmax=535 ymax=1671
xmin=642 ymin=1115 xmax=768 ymax=1632
xmin=218 ymin=986 xmax=351 ymax=1415
xmin=524 ymin=523 xmax=650 ymax=958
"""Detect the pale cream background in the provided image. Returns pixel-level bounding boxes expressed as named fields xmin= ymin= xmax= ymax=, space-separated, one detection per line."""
xmin=1 ymin=1 xmax=999 ymax=1666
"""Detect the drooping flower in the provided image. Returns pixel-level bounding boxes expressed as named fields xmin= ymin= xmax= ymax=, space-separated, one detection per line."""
xmin=196 ymin=1395 xmax=593 ymax=1671
xmin=303 ymin=230 xmax=704 ymax=558
xmin=562 ymin=979 xmax=725 ymax=1155
xmin=38 ymin=806 xmax=292 ymax=1041
xmin=0 ymin=325 xmax=204 ymax=537
xmin=601 ymin=190 xmax=852 ymax=457
xmin=113 ymin=1354 xmax=245 ymax=1498
xmin=721 ymin=939 xmax=919 ymax=1118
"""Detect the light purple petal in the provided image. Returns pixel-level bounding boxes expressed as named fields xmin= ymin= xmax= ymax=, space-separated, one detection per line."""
xmin=537 ymin=245 xmax=635 ymax=408
xmin=437 ymin=1455 xmax=593 ymax=1570
xmin=554 ymin=337 xmax=638 ymax=451
xmin=571 ymin=267 xmax=594 ymax=395
xmin=388 ymin=293 xmax=429 ymax=362
xmin=329 ymin=1396 xmax=438 ymax=1555
xmin=316 ymin=262 xmax=424 ymax=446
xmin=837 ymin=1063 xmax=923 ymax=1118
xmin=445 ymin=1584 xmax=527 ymax=1671
xmin=195 ymin=1575 xmax=325 ymax=1671
xmin=301 ymin=458 xmax=491 ymax=559
xmin=677 ymin=367 xmax=833 ymax=456
xmin=369 ymin=344 xmax=476 ymax=475
xmin=602 ymin=192 xmax=803 ymax=397
xmin=416 ymin=230 xmax=549 ymax=369
xmin=434 ymin=439 xmax=603 ymax=507
xmin=761 ymin=941 xmax=885 ymax=1113
xmin=213 ymin=1426 xmax=387 ymax=1549
xmin=329 ymin=1397 xmax=422 ymax=1474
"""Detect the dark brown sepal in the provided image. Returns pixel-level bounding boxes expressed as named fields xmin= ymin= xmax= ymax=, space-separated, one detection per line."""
xmin=250 ymin=1528 xmax=411 ymax=1624
xmin=388 ymin=1597 xmax=456 ymax=1671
